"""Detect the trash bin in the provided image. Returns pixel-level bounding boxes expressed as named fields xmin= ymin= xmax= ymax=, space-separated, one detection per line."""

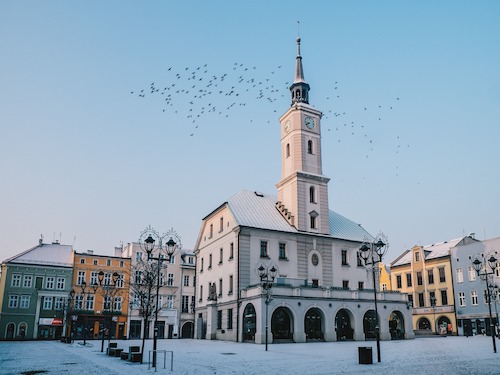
xmin=358 ymin=346 xmax=373 ymax=364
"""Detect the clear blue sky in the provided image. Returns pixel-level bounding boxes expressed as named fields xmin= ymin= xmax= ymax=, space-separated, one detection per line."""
xmin=1 ymin=1 xmax=499 ymax=263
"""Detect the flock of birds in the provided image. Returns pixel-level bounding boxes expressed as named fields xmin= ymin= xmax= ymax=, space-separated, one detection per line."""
xmin=130 ymin=62 xmax=410 ymax=179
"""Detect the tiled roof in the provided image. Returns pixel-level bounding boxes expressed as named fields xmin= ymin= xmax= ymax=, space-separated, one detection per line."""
xmin=5 ymin=242 xmax=74 ymax=267
xmin=227 ymin=190 xmax=372 ymax=242
xmin=391 ymin=237 xmax=466 ymax=267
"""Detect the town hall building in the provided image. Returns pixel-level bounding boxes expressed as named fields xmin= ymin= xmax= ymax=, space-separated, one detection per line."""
xmin=193 ymin=37 xmax=414 ymax=344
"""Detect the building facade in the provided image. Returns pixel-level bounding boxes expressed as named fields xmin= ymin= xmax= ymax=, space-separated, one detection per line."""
xmin=0 ymin=239 xmax=74 ymax=340
xmin=194 ymin=37 xmax=413 ymax=344
xmin=450 ymin=236 xmax=500 ymax=336
xmin=72 ymin=251 xmax=131 ymax=340
xmin=116 ymin=239 xmax=196 ymax=340
xmin=390 ymin=236 xmax=477 ymax=335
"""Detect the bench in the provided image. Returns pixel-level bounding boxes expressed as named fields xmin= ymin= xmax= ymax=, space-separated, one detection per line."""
xmin=107 ymin=342 xmax=118 ymax=356
xmin=120 ymin=346 xmax=142 ymax=362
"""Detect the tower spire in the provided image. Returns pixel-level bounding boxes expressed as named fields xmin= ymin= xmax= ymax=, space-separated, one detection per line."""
xmin=290 ymin=31 xmax=310 ymax=105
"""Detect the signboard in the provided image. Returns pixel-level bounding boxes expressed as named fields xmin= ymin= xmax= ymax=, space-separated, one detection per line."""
xmin=39 ymin=318 xmax=63 ymax=326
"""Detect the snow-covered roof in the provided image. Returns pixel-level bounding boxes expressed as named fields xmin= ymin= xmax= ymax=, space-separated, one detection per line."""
xmin=226 ymin=190 xmax=372 ymax=243
xmin=391 ymin=237 xmax=466 ymax=267
xmin=4 ymin=242 xmax=74 ymax=268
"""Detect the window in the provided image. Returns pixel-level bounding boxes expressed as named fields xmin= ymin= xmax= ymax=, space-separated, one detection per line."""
xmin=218 ymin=278 xmax=223 ymax=297
xmin=23 ymin=275 xmax=32 ymax=288
xmin=220 ymin=217 xmax=224 ymax=232
xmin=341 ymin=250 xmax=348 ymax=266
xmin=407 ymin=294 xmax=413 ymax=305
xmin=106 ymin=260 xmax=111 ymax=266
xmin=93 ymin=259 xmax=98 ymax=266
xmin=416 ymin=272 xmax=423 ymax=286
xmin=103 ymin=273 xmax=111 ymax=285
xmin=306 ymin=138 xmax=313 ymax=155
xmin=229 ymin=243 xmax=234 ymax=260
xmin=217 ymin=310 xmax=222 ymax=330
xmin=438 ymin=267 xmax=446 ymax=283
xmin=43 ymin=296 xmax=53 ymax=310
xmin=184 ymin=275 xmax=189 ymax=287
xmin=209 ymin=224 xmax=213 ymax=238
xmin=208 ymin=254 xmax=212 ymax=269
xmin=11 ymin=274 xmax=21 ymax=287
xmin=456 ymin=268 xmax=463 ymax=283
xmin=45 ymin=277 xmax=55 ymax=289
xmin=86 ymin=295 xmax=95 ymax=310
xmin=56 ymin=277 xmax=65 ymax=290
xmin=286 ymin=143 xmax=290 ymax=158
xmin=310 ymin=215 xmax=317 ymax=229
xmin=219 ymin=248 xmax=223 ymax=264
xmin=227 ymin=308 xmax=233 ymax=329
xmin=396 ymin=275 xmax=402 ymax=289
xmin=382 ymin=283 xmax=387 ymax=291
xmin=20 ymin=295 xmax=30 ymax=309
xmin=136 ymin=252 xmax=143 ymax=261
xmin=201 ymin=258 xmax=204 ymax=272
xmin=418 ymin=293 xmax=425 ymax=307
xmin=166 ymin=295 xmax=174 ymax=309
xmin=113 ymin=297 xmax=122 ymax=311
xmin=199 ymin=285 xmax=203 ymax=302
xmin=279 ymin=243 xmax=287 ymax=260
xmin=429 ymin=291 xmax=436 ymax=306
xmin=116 ymin=274 xmax=124 ymax=288
xmin=342 ymin=280 xmax=349 ymax=289
xmin=77 ymin=271 xmax=85 ymax=285
xmin=54 ymin=296 xmax=64 ymax=310
xmin=80 ymin=258 xmax=85 ymax=264
xmin=471 ymin=290 xmax=478 ymax=306
xmin=260 ymin=241 xmax=268 ymax=258
xmin=229 ymin=275 xmax=234 ymax=295
xmin=120 ymin=260 xmax=124 ymax=267
xmin=428 ymin=269 xmax=434 ymax=284
xmin=358 ymin=281 xmax=364 ymax=290
xmin=406 ymin=273 xmax=412 ymax=287
xmin=468 ymin=266 xmax=477 ymax=281
xmin=415 ymin=251 xmax=420 ymax=262
xmin=309 ymin=186 xmax=315 ymax=203
xmin=357 ymin=251 xmax=363 ymax=266
xmin=90 ymin=272 xmax=98 ymax=285
xmin=182 ymin=296 xmax=190 ymax=313
xmin=459 ymin=292 xmax=466 ymax=307
xmin=135 ymin=270 xmax=142 ymax=284
xmin=9 ymin=295 xmax=19 ymax=308
xmin=167 ymin=273 xmax=174 ymax=286
xmin=103 ymin=296 xmax=111 ymax=310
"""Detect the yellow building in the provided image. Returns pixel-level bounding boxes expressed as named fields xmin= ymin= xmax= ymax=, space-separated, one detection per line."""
xmin=72 ymin=251 xmax=131 ymax=340
xmin=389 ymin=236 xmax=476 ymax=335
xmin=379 ymin=263 xmax=392 ymax=292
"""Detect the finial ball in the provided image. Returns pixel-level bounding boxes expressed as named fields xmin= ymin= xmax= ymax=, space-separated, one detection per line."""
xmin=297 ymin=37 xmax=301 ymax=44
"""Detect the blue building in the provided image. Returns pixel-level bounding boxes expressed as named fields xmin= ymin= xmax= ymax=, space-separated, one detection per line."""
xmin=450 ymin=236 xmax=500 ymax=336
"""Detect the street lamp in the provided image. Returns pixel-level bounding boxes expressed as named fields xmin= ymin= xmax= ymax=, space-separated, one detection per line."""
xmin=67 ymin=289 xmax=75 ymax=343
xmin=97 ymin=270 xmax=119 ymax=353
xmin=359 ymin=236 xmax=388 ymax=363
xmin=257 ymin=263 xmax=278 ymax=352
xmin=470 ymin=253 xmax=498 ymax=353
xmin=80 ymin=280 xmax=98 ymax=346
xmin=139 ymin=226 xmax=178 ymax=368
xmin=490 ymin=284 xmax=499 ymax=338
xmin=430 ymin=295 xmax=437 ymax=335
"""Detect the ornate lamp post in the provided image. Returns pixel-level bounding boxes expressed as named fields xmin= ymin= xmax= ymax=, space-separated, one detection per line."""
xmin=359 ymin=236 xmax=388 ymax=363
xmin=139 ymin=226 xmax=178 ymax=368
xmin=97 ymin=270 xmax=119 ymax=353
xmin=257 ymin=263 xmax=278 ymax=352
xmin=490 ymin=284 xmax=499 ymax=338
xmin=470 ymin=253 xmax=498 ymax=353
xmin=80 ymin=280 xmax=98 ymax=346
xmin=67 ymin=289 xmax=75 ymax=343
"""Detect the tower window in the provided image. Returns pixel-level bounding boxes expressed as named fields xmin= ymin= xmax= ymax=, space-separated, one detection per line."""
xmin=307 ymin=140 xmax=313 ymax=154
xmin=309 ymin=186 xmax=316 ymax=203
xmin=286 ymin=143 xmax=290 ymax=158
xmin=310 ymin=216 xmax=316 ymax=229
xmin=309 ymin=211 xmax=318 ymax=229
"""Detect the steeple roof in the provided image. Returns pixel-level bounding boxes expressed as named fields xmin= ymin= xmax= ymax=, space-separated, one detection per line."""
xmin=289 ymin=37 xmax=310 ymax=105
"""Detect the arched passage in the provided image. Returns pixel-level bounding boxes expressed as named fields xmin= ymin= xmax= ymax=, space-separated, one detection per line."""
xmin=271 ymin=306 xmax=293 ymax=342
xmin=335 ymin=309 xmax=353 ymax=341
xmin=437 ymin=316 xmax=452 ymax=335
xmin=418 ymin=317 xmax=431 ymax=330
xmin=363 ymin=310 xmax=377 ymax=340
xmin=242 ymin=303 xmax=256 ymax=341
xmin=304 ymin=308 xmax=324 ymax=341
xmin=389 ymin=311 xmax=405 ymax=339
xmin=5 ymin=323 xmax=15 ymax=339
xmin=181 ymin=322 xmax=194 ymax=338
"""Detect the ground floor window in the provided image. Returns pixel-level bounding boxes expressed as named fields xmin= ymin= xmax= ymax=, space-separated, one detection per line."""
xmin=129 ymin=320 xmax=141 ymax=339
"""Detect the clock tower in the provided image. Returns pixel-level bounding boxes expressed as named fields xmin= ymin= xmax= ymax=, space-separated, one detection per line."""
xmin=276 ymin=37 xmax=330 ymax=235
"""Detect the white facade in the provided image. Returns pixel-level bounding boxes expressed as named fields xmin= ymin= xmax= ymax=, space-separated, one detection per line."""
xmin=194 ymin=37 xmax=414 ymax=344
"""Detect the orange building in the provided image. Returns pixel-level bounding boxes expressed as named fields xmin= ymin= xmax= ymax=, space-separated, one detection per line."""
xmin=72 ymin=251 xmax=131 ymax=340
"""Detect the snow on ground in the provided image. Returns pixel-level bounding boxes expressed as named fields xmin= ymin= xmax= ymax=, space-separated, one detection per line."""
xmin=1 ymin=336 xmax=500 ymax=375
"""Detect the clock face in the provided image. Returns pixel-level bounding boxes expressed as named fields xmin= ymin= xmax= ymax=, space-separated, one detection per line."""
xmin=284 ymin=120 xmax=291 ymax=133
xmin=305 ymin=116 xmax=315 ymax=129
